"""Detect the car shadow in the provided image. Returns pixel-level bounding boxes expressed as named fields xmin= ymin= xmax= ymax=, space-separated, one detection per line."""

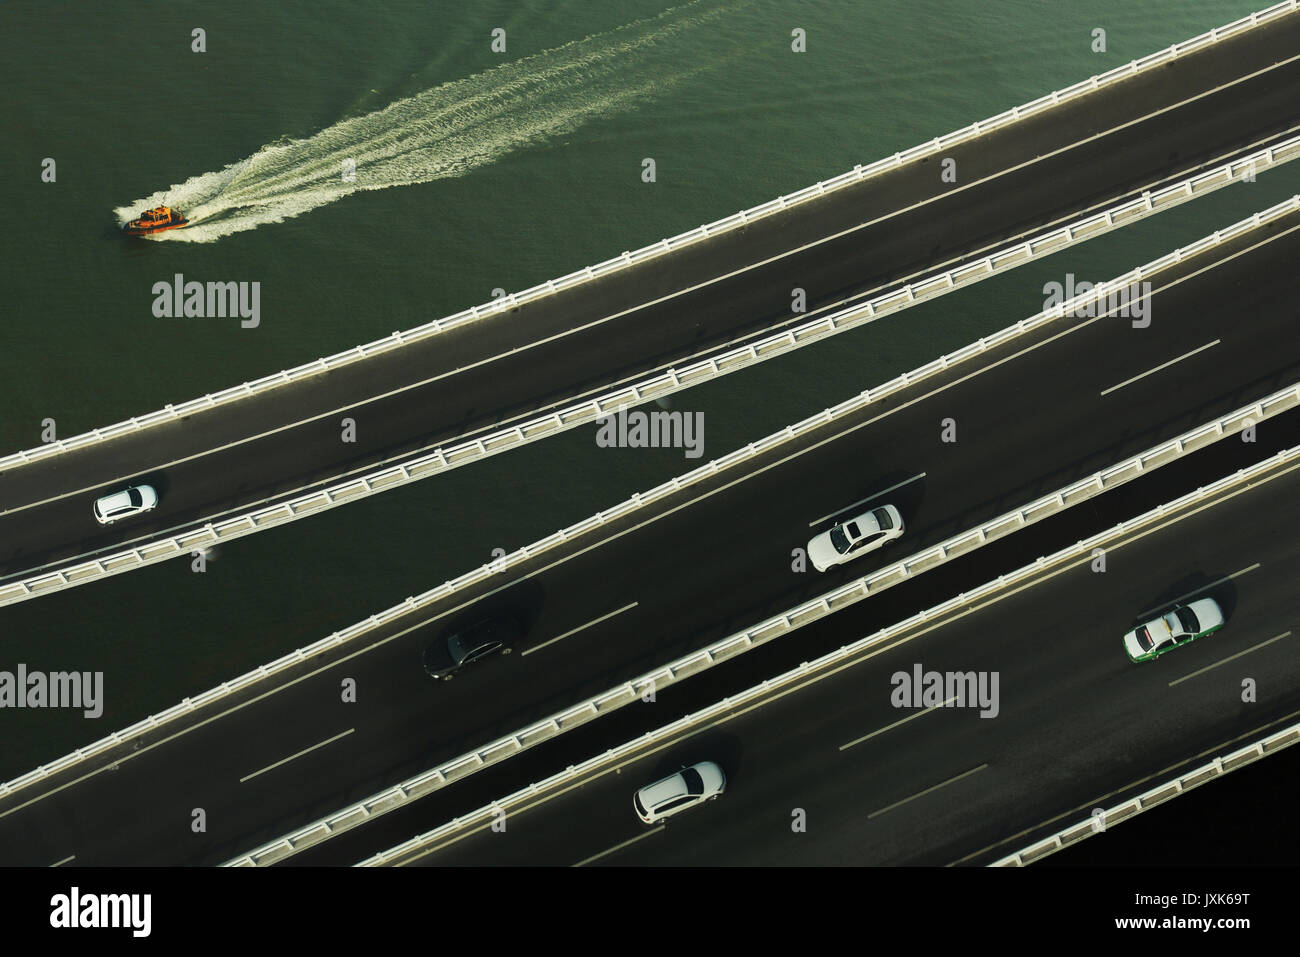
xmin=816 ymin=469 xmax=928 ymax=532
xmin=641 ymin=731 xmax=743 ymax=790
xmin=437 ymin=575 xmax=547 ymax=645
xmin=1131 ymin=571 xmax=1238 ymax=628
xmin=134 ymin=471 xmax=170 ymax=505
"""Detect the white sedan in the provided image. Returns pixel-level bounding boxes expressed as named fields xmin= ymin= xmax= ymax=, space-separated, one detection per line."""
xmin=807 ymin=504 xmax=904 ymax=572
xmin=93 ymin=484 xmax=159 ymax=525
xmin=1123 ymin=597 xmax=1225 ymax=662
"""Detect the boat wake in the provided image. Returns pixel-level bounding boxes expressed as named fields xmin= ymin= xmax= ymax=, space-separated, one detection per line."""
xmin=114 ymin=1 xmax=739 ymax=241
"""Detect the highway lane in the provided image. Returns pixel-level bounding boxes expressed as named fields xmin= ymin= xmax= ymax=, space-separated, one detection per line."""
xmin=413 ymin=450 xmax=1300 ymax=866
xmin=3 ymin=15 xmax=1300 ymax=582
xmin=4 ymin=206 xmax=1300 ymax=865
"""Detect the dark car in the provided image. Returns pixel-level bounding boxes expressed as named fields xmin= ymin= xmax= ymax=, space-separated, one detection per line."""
xmin=423 ymin=616 xmax=521 ymax=680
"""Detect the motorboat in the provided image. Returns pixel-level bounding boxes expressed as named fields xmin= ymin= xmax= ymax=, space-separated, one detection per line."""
xmin=123 ymin=205 xmax=188 ymax=236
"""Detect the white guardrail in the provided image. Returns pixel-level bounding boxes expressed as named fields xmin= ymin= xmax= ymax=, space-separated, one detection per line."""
xmin=0 ymin=0 xmax=1294 ymax=478
xmin=5 ymin=195 xmax=1297 ymax=812
xmin=5 ymin=164 xmax=1299 ymax=610
xmin=992 ymin=715 xmax=1300 ymax=866
xmin=227 ymin=389 xmax=1300 ymax=866
xmin=354 ymin=444 xmax=1300 ymax=866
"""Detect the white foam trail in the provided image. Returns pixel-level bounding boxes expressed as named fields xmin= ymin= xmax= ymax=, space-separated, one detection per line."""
xmin=115 ymin=1 xmax=737 ymax=242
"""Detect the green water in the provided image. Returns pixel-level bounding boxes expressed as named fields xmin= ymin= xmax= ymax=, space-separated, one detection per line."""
xmin=0 ymin=0 xmax=1291 ymax=779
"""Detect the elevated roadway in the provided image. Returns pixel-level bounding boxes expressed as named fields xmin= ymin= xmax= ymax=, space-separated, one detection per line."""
xmin=407 ymin=449 xmax=1300 ymax=866
xmin=3 ymin=12 xmax=1300 ymax=587
xmin=3 ymin=205 xmax=1300 ymax=865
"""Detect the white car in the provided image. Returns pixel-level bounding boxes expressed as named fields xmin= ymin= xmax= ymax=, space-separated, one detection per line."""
xmin=634 ymin=761 xmax=726 ymax=824
xmin=807 ymin=504 xmax=904 ymax=572
xmin=93 ymin=484 xmax=159 ymax=524
xmin=1123 ymin=597 xmax=1225 ymax=662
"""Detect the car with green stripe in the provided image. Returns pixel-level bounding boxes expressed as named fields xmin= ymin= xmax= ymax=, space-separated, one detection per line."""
xmin=1123 ymin=597 xmax=1224 ymax=662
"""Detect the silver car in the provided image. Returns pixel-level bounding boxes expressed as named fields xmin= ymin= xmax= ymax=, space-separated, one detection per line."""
xmin=634 ymin=761 xmax=726 ymax=824
xmin=807 ymin=504 xmax=904 ymax=572
xmin=93 ymin=484 xmax=159 ymax=524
